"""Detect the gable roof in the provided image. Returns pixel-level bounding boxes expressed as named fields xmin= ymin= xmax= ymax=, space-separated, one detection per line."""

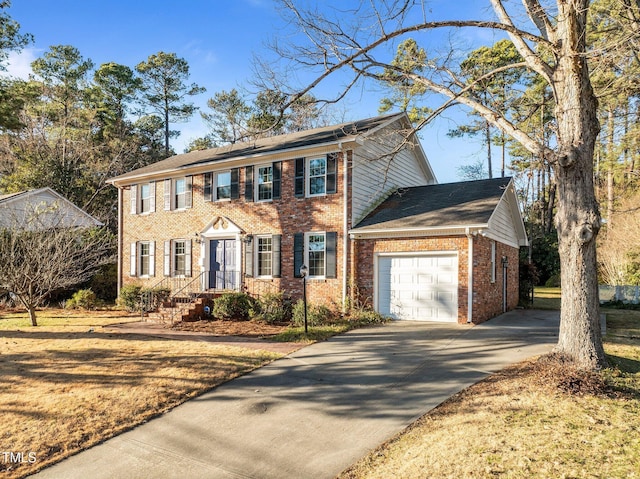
xmin=351 ymin=177 xmax=528 ymax=246
xmin=0 ymin=187 xmax=102 ymax=229
xmin=107 ymin=112 xmax=430 ymax=186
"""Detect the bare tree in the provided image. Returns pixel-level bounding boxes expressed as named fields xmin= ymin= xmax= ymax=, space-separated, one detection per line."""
xmin=258 ymin=0 xmax=618 ymax=369
xmin=0 ymin=205 xmax=114 ymax=325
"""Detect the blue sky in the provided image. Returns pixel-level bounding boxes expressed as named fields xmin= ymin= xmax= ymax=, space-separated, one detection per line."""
xmin=5 ymin=0 xmax=497 ymax=183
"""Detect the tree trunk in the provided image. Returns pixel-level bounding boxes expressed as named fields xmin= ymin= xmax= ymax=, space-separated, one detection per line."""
xmin=485 ymin=120 xmax=493 ymax=178
xmin=28 ymin=306 xmax=38 ymax=327
xmin=552 ymin=1 xmax=607 ymax=369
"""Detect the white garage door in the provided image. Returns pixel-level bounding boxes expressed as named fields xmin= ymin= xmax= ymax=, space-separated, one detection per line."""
xmin=377 ymin=254 xmax=458 ymax=322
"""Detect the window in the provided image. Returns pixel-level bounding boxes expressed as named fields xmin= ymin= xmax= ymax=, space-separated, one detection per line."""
xmin=130 ymin=241 xmax=155 ymax=277
xmin=130 ymin=182 xmax=155 ymax=214
xmin=307 ymin=233 xmax=325 ymax=277
xmin=164 ymin=239 xmax=192 ymax=277
xmin=164 ymin=177 xmax=192 ymax=210
xmin=175 ymin=178 xmax=187 ymax=209
xmin=140 ymin=184 xmax=152 ymax=213
xmin=257 ymin=236 xmax=273 ymax=276
xmin=140 ymin=242 xmax=151 ymax=276
xmin=257 ymin=165 xmax=273 ymax=201
xmin=296 ymin=154 xmax=337 ymax=197
xmin=174 ymin=240 xmax=187 ymax=275
xmin=293 ymin=232 xmax=337 ymax=279
xmin=216 ymin=171 xmax=232 ymax=200
xmin=308 ymin=158 xmax=327 ymax=196
xmin=245 ymin=162 xmax=281 ymax=202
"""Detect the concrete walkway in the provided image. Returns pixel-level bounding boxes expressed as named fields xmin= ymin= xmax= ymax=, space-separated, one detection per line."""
xmin=30 ymin=309 xmax=559 ymax=479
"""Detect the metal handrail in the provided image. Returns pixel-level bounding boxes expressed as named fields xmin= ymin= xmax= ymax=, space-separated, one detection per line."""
xmin=165 ymin=271 xmax=207 ymax=324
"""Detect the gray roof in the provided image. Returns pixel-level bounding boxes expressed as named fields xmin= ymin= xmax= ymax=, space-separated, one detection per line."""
xmin=354 ymin=177 xmax=512 ymax=231
xmin=109 ymin=113 xmax=405 ymax=184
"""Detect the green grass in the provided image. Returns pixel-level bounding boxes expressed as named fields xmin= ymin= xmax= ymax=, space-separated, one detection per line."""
xmin=531 ymin=286 xmax=561 ymax=310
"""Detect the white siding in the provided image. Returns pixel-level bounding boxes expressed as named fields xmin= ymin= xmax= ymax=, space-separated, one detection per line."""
xmin=487 ymin=194 xmax=520 ymax=247
xmin=352 ymin=127 xmax=433 ymax=224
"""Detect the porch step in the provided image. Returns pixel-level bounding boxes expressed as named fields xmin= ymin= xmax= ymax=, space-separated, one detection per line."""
xmin=147 ymin=296 xmax=213 ymax=323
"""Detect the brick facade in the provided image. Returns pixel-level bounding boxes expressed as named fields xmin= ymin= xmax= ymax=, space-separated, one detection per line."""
xmin=122 ymin=152 xmax=350 ymax=308
xmin=352 ymin=235 xmax=519 ymax=324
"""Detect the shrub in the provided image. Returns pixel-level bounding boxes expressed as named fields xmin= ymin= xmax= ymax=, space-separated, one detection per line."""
xmin=212 ymin=292 xmax=257 ymax=321
xmin=118 ymin=284 xmax=142 ymax=312
xmin=545 ymin=273 xmax=561 ymax=288
xmin=65 ymin=289 xmax=99 ymax=310
xmin=252 ymin=292 xmax=293 ymax=324
xmin=348 ymin=308 xmax=389 ymax=325
xmin=292 ymin=300 xmax=337 ymax=327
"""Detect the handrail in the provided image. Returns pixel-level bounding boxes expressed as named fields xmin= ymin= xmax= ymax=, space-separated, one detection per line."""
xmin=165 ymin=271 xmax=207 ymax=324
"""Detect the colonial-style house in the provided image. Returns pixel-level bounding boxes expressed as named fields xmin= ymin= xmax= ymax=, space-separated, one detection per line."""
xmin=107 ymin=113 xmax=527 ymax=324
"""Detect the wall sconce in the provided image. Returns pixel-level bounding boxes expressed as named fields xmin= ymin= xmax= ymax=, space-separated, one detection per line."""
xmin=241 ymin=234 xmax=252 ymax=244
xmin=194 ymin=232 xmax=203 ymax=244
xmin=502 ymin=256 xmax=509 ymax=268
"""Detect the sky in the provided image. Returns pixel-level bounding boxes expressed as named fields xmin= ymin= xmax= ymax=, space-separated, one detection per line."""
xmin=4 ymin=0 xmax=497 ymax=184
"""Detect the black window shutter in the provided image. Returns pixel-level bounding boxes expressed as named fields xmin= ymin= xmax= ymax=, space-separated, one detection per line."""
xmin=272 ymin=234 xmax=282 ymax=278
xmin=294 ymin=158 xmax=305 ymax=197
xmin=244 ymin=235 xmax=254 ymax=278
xmin=245 ymin=166 xmax=254 ymax=202
xmin=326 ymin=232 xmax=337 ymax=278
xmin=203 ymin=173 xmax=212 ymax=201
xmin=273 ymin=162 xmax=282 ymax=199
xmin=293 ymin=233 xmax=304 ymax=278
xmin=231 ymin=168 xmax=239 ymax=199
xmin=326 ymin=153 xmax=337 ymax=194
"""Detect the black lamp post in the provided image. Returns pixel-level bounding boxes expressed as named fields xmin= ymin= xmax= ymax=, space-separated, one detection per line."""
xmin=300 ymin=264 xmax=308 ymax=334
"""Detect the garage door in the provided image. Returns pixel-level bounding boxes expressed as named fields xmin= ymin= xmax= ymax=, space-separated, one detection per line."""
xmin=377 ymin=254 xmax=458 ymax=322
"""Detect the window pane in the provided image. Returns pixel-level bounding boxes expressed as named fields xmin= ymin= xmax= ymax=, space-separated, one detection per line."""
xmin=175 ymin=179 xmax=186 ymax=209
xmin=140 ymin=184 xmax=151 ymax=212
xmin=308 ymin=234 xmax=325 ymax=277
xmin=140 ymin=243 xmax=150 ymax=276
xmin=257 ymin=237 xmax=272 ymax=276
xmin=309 ymin=158 xmax=327 ymax=195
xmin=174 ymin=240 xmax=186 ymax=275
xmin=258 ymin=166 xmax=273 ymax=200
xmin=217 ymin=171 xmax=231 ymax=200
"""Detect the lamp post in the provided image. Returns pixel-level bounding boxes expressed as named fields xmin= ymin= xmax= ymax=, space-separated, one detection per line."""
xmin=300 ymin=264 xmax=308 ymax=334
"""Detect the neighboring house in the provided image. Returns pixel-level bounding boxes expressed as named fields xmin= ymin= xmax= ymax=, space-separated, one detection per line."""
xmin=0 ymin=188 xmax=102 ymax=229
xmin=107 ymin=112 xmax=527 ymax=324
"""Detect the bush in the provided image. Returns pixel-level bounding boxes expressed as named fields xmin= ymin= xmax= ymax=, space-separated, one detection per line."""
xmin=348 ymin=308 xmax=389 ymax=325
xmin=118 ymin=284 xmax=142 ymax=312
xmin=292 ymin=300 xmax=337 ymax=327
xmin=252 ymin=292 xmax=293 ymax=324
xmin=65 ymin=289 xmax=98 ymax=310
xmin=545 ymin=273 xmax=561 ymax=288
xmin=212 ymin=292 xmax=257 ymax=321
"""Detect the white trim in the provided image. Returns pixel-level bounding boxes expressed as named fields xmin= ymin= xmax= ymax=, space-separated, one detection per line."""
xmin=306 ymin=156 xmax=328 ymax=198
xmin=350 ymin=224 xmax=488 ymax=239
xmin=304 ymin=231 xmax=327 ymax=279
xmin=254 ymin=163 xmax=274 ymax=203
xmin=255 ymin=235 xmax=274 ymax=279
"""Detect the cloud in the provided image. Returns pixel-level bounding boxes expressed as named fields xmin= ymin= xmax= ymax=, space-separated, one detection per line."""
xmin=3 ymin=48 xmax=39 ymax=79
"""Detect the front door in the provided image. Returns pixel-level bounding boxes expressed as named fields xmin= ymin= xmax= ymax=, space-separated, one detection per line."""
xmin=209 ymin=239 xmax=238 ymax=290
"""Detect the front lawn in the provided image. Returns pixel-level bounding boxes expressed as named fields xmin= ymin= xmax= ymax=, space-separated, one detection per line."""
xmin=0 ymin=309 xmax=281 ymax=478
xmin=339 ymin=294 xmax=640 ymax=479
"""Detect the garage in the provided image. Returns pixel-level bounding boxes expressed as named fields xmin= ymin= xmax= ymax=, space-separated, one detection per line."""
xmin=377 ymin=253 xmax=458 ymax=322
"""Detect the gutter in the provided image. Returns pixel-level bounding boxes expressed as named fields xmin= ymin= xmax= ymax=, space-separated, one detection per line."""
xmin=341 ymin=143 xmax=348 ymax=312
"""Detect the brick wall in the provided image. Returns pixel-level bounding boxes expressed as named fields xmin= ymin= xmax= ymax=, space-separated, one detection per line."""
xmin=121 ymin=152 xmax=351 ymax=308
xmin=353 ymin=234 xmax=520 ymax=324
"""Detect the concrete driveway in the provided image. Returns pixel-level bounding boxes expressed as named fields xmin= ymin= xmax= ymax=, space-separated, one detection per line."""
xmin=30 ymin=309 xmax=559 ymax=479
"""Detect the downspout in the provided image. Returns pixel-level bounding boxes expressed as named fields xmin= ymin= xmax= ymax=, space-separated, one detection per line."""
xmin=117 ymin=186 xmax=123 ymax=295
xmin=341 ymin=142 xmax=349 ymax=313
xmin=466 ymin=227 xmax=473 ymax=324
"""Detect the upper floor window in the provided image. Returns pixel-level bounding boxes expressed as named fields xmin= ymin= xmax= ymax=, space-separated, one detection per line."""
xmin=244 ymin=162 xmax=281 ymax=202
xmin=257 ymin=165 xmax=273 ymax=201
xmin=130 ymin=182 xmax=155 ymax=215
xmin=295 ymin=153 xmax=338 ymax=197
xmin=204 ymin=170 xmax=239 ymax=201
xmin=164 ymin=177 xmax=192 ymax=211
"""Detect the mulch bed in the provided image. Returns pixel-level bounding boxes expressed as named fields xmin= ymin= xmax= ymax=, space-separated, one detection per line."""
xmin=169 ymin=318 xmax=291 ymax=338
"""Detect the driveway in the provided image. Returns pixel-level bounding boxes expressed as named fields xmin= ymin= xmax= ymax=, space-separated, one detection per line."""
xmin=30 ymin=309 xmax=559 ymax=479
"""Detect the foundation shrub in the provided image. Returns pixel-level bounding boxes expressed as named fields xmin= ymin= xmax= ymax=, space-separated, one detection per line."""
xmin=212 ymin=292 xmax=257 ymax=321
